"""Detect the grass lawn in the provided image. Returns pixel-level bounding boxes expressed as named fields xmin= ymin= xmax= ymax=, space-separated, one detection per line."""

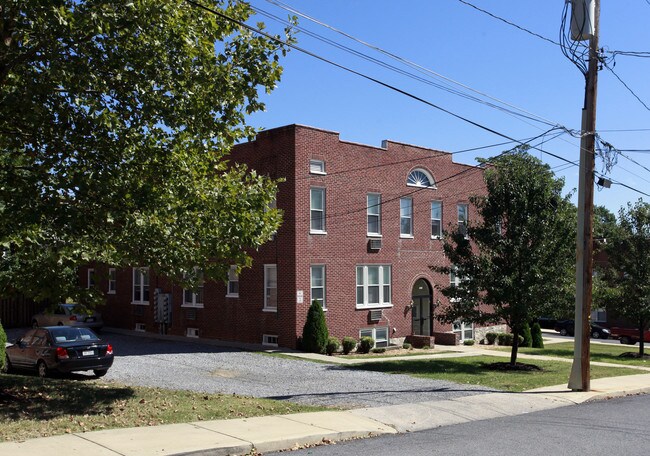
xmin=495 ymin=342 xmax=650 ymax=366
xmin=347 ymin=355 xmax=642 ymax=392
xmin=0 ymin=374 xmax=327 ymax=443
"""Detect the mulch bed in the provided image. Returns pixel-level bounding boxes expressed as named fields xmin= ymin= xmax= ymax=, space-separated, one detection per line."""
xmin=487 ymin=362 xmax=543 ymax=372
xmin=618 ymin=352 xmax=650 ymax=360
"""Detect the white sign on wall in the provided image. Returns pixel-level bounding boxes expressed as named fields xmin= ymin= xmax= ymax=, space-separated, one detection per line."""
xmin=296 ymin=290 xmax=304 ymax=304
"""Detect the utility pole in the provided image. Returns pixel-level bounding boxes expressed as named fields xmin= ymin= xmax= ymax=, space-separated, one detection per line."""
xmin=568 ymin=0 xmax=600 ymax=392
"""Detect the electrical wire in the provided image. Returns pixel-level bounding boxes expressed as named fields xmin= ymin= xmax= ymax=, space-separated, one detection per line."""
xmin=603 ymin=64 xmax=650 ymax=112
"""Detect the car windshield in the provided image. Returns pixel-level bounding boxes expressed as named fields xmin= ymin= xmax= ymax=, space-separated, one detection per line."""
xmin=49 ymin=327 xmax=99 ymax=343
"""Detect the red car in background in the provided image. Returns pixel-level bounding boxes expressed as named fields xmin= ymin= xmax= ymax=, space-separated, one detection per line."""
xmin=610 ymin=327 xmax=650 ymax=345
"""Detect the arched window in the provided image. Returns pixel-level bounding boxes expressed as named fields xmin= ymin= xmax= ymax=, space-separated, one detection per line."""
xmin=407 ymin=169 xmax=436 ymax=188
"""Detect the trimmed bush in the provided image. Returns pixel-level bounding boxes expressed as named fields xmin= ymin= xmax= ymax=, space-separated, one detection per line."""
xmin=521 ymin=322 xmax=533 ymax=347
xmin=358 ymin=336 xmax=374 ymax=354
xmin=301 ymin=300 xmax=329 ymax=354
xmin=485 ymin=332 xmax=498 ymax=345
xmin=325 ymin=337 xmax=340 ymax=356
xmin=402 ymin=342 xmax=412 ymax=350
xmin=371 ymin=347 xmax=386 ymax=354
xmin=497 ymin=332 xmax=510 ymax=346
xmin=531 ymin=322 xmax=544 ymax=348
xmin=463 ymin=339 xmax=475 ymax=346
xmin=0 ymin=322 xmax=6 ymax=372
xmin=342 ymin=337 xmax=357 ymax=355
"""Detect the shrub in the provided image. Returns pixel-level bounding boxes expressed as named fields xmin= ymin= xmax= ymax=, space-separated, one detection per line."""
xmin=402 ymin=342 xmax=412 ymax=350
xmin=497 ymin=332 xmax=510 ymax=346
xmin=342 ymin=337 xmax=357 ymax=355
xmin=531 ymin=322 xmax=544 ymax=348
xmin=301 ymin=300 xmax=329 ymax=354
xmin=463 ymin=339 xmax=475 ymax=346
xmin=421 ymin=344 xmax=430 ymax=350
xmin=325 ymin=337 xmax=340 ymax=356
xmin=521 ymin=322 xmax=533 ymax=347
xmin=485 ymin=332 xmax=498 ymax=345
xmin=358 ymin=336 xmax=374 ymax=354
xmin=0 ymin=322 xmax=6 ymax=372
xmin=371 ymin=347 xmax=386 ymax=354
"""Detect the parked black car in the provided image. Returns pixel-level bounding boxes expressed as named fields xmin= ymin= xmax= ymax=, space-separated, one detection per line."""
xmin=553 ymin=320 xmax=611 ymax=339
xmin=2 ymin=326 xmax=114 ymax=378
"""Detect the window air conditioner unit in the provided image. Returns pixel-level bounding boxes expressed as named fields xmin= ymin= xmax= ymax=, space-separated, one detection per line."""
xmin=369 ymin=309 xmax=383 ymax=322
xmin=368 ymin=239 xmax=382 ymax=251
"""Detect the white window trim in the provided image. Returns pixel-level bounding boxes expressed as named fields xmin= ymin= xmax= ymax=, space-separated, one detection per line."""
xmin=262 ymin=334 xmax=279 ymax=347
xmin=359 ymin=326 xmax=389 ymax=348
xmin=310 ymin=187 xmax=327 ymax=234
xmin=132 ymin=267 xmax=150 ymax=305
xmin=367 ymin=193 xmax=382 ymax=236
xmin=400 ymin=197 xmax=413 ymax=238
xmin=309 ymin=159 xmax=326 ymax=175
xmin=226 ymin=265 xmax=239 ymax=298
xmin=186 ymin=327 xmax=200 ymax=338
xmin=431 ymin=201 xmax=442 ymax=239
xmin=107 ymin=268 xmax=116 ymax=294
xmin=458 ymin=203 xmax=469 ymax=238
xmin=406 ymin=168 xmax=436 ymax=189
xmin=263 ymin=264 xmax=278 ymax=312
xmin=182 ymin=269 xmax=204 ymax=308
xmin=356 ymin=264 xmax=392 ymax=309
xmin=310 ymin=265 xmax=326 ymax=310
xmin=87 ymin=268 xmax=95 ymax=289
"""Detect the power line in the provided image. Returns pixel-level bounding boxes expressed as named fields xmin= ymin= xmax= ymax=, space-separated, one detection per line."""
xmin=603 ymin=64 xmax=650 ymax=112
xmin=185 ymin=0 xmax=650 ymax=199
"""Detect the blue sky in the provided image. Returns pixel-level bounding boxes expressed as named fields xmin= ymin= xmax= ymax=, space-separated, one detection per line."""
xmin=244 ymin=0 xmax=650 ymax=214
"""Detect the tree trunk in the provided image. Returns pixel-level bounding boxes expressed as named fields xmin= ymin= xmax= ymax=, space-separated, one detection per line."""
xmin=510 ymin=330 xmax=520 ymax=366
xmin=639 ymin=318 xmax=645 ymax=358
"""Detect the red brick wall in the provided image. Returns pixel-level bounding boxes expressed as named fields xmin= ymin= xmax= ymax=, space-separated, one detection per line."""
xmin=95 ymin=124 xmax=487 ymax=348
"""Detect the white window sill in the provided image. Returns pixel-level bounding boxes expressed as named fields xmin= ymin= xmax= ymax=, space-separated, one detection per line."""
xmin=225 ymin=293 xmax=239 ymax=298
xmin=431 ymin=236 xmax=442 ymax=240
xmin=131 ymin=301 xmax=149 ymax=305
xmin=400 ymin=234 xmax=414 ymax=239
xmin=367 ymin=233 xmax=382 ymax=238
xmin=181 ymin=304 xmax=204 ymax=309
xmin=310 ymin=230 xmax=327 ymax=235
xmin=263 ymin=308 xmax=278 ymax=313
xmin=309 ymin=171 xmax=327 ymax=176
xmin=355 ymin=304 xmax=393 ymax=310
xmin=107 ymin=291 xmax=116 ymax=295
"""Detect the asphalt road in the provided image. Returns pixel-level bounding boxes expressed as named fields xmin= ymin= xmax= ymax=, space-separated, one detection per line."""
xmin=269 ymin=394 xmax=650 ymax=455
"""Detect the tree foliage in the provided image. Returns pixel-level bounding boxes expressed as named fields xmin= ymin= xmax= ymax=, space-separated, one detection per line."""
xmin=595 ymin=199 xmax=650 ymax=357
xmin=302 ymin=300 xmax=329 ymax=354
xmin=433 ymin=149 xmax=575 ymax=365
xmin=0 ymin=1 xmax=294 ymax=304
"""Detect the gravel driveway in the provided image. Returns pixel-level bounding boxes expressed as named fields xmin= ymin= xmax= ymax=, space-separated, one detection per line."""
xmin=102 ymin=332 xmax=495 ymax=408
xmin=5 ymin=328 xmax=494 ymax=408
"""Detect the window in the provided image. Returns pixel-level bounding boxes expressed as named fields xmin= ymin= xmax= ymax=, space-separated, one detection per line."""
xmin=356 ymin=265 xmax=391 ymax=308
xmin=431 ymin=201 xmax=442 ymax=238
xmin=367 ymin=193 xmax=381 ymax=236
xmin=186 ymin=328 xmax=199 ymax=338
xmin=400 ymin=198 xmax=413 ymax=237
xmin=263 ymin=334 xmax=279 ymax=347
xmin=87 ymin=268 xmax=95 ymax=289
xmin=310 ymin=187 xmax=326 ymax=233
xmin=310 ymin=265 xmax=326 ymax=309
xmin=108 ymin=268 xmax=116 ymax=294
xmin=183 ymin=270 xmax=204 ymax=308
xmin=264 ymin=264 xmax=277 ymax=311
xmin=458 ymin=204 xmax=469 ymax=237
xmin=132 ymin=267 xmax=149 ymax=304
xmin=309 ymin=159 xmax=326 ymax=174
xmin=227 ymin=265 xmax=239 ymax=297
xmin=407 ymin=169 xmax=435 ymax=188
xmin=453 ymin=321 xmax=474 ymax=341
xmin=359 ymin=327 xmax=389 ymax=348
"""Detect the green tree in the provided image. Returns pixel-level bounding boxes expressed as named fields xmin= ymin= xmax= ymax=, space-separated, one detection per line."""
xmin=433 ymin=149 xmax=575 ymax=366
xmin=520 ymin=321 xmax=532 ymax=348
xmin=302 ymin=300 xmax=329 ymax=354
xmin=595 ymin=199 xmax=650 ymax=357
xmin=0 ymin=1 xmax=294 ymax=304
xmin=531 ymin=322 xmax=544 ymax=348
xmin=593 ymin=205 xmax=617 ymax=241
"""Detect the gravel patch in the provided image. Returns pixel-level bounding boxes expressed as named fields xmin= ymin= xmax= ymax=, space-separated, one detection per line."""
xmin=4 ymin=328 xmax=495 ymax=408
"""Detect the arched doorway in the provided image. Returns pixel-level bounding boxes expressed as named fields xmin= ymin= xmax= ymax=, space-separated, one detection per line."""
xmin=411 ymin=278 xmax=433 ymax=336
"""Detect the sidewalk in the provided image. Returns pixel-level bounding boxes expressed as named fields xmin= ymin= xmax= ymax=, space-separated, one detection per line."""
xmin=2 ymin=342 xmax=649 ymax=456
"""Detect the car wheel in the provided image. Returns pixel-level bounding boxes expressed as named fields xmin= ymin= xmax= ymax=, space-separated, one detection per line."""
xmin=93 ymin=369 xmax=108 ymax=378
xmin=591 ymin=330 xmax=601 ymax=339
xmin=37 ymin=360 xmax=49 ymax=378
xmin=57 ymin=322 xmax=64 ymax=326
xmin=32 ymin=320 xmax=39 ymax=329
xmin=620 ymin=336 xmax=632 ymax=345
xmin=560 ymin=328 xmax=568 ymax=336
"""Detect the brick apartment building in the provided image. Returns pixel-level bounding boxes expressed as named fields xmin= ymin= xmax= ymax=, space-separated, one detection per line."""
xmin=90 ymin=124 xmax=504 ymax=349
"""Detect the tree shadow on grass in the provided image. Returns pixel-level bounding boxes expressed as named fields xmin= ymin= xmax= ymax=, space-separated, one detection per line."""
xmin=0 ymin=374 xmax=134 ymax=421
xmin=346 ymin=358 xmax=500 ymax=376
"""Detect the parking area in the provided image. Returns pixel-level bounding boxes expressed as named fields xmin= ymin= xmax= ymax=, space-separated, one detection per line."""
xmin=4 ymin=327 xmax=493 ymax=408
